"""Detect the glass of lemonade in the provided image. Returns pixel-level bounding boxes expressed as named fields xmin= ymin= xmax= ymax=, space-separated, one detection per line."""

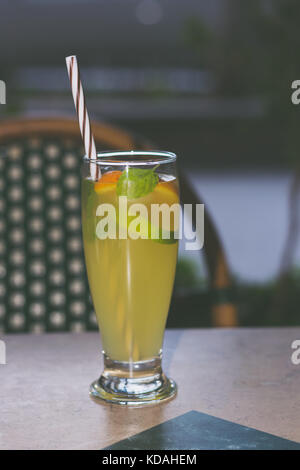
xmin=81 ymin=151 xmax=179 ymax=405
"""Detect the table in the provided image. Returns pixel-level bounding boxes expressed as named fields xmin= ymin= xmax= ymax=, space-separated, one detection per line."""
xmin=1 ymin=328 xmax=300 ymax=449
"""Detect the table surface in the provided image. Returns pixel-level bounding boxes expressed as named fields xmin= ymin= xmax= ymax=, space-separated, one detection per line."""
xmin=1 ymin=328 xmax=300 ymax=450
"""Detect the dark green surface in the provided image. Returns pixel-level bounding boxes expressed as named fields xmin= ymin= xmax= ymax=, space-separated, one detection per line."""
xmin=105 ymin=410 xmax=300 ymax=450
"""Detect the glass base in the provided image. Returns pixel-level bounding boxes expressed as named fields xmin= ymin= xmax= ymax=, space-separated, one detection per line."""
xmin=89 ymin=353 xmax=177 ymax=406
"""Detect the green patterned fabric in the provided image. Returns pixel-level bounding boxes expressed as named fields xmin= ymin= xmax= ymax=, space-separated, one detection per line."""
xmin=0 ymin=136 xmax=98 ymax=333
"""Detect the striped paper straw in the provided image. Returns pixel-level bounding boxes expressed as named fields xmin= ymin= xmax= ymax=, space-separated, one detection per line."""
xmin=65 ymin=55 xmax=100 ymax=180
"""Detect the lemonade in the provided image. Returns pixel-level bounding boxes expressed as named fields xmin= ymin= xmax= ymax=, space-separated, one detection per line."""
xmin=82 ymin=169 xmax=179 ymax=362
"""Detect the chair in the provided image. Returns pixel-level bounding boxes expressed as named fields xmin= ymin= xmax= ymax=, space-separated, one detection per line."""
xmin=175 ymin=172 xmax=237 ymax=327
xmin=0 ymin=117 xmax=236 ymax=333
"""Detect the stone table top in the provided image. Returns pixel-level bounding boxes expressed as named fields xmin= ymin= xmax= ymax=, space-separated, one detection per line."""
xmin=1 ymin=328 xmax=300 ymax=449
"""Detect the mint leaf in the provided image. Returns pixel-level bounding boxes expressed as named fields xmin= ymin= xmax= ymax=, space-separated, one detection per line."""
xmin=116 ymin=168 xmax=159 ymax=199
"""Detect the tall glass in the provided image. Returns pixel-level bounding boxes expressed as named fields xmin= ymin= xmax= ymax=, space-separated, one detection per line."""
xmin=81 ymin=151 xmax=179 ymax=405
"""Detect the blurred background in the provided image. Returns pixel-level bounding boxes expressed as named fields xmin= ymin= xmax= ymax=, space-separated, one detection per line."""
xmin=1 ymin=0 xmax=300 ymax=331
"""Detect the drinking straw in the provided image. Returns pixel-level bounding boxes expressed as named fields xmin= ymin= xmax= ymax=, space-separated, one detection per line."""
xmin=66 ymin=56 xmax=138 ymax=365
xmin=65 ymin=55 xmax=100 ymax=180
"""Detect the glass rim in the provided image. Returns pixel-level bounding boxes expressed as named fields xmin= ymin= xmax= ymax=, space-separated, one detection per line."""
xmin=83 ymin=150 xmax=177 ymax=166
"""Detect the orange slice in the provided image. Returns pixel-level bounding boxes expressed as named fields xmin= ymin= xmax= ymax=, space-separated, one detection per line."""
xmin=94 ymin=170 xmax=122 ymax=194
xmin=154 ymin=181 xmax=179 ymax=203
